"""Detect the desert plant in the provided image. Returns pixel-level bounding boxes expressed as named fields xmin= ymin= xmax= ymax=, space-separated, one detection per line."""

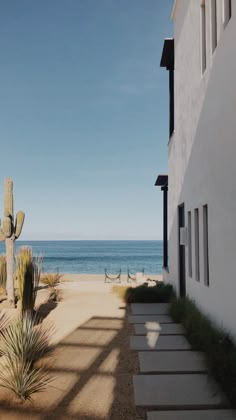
xmin=40 ymin=272 xmax=62 ymax=288
xmin=124 ymin=282 xmax=175 ymax=303
xmin=0 ymin=312 xmax=9 ymax=331
xmin=16 ymin=247 xmax=42 ymax=314
xmin=0 ymin=358 xmax=51 ymax=401
xmin=48 ymin=288 xmax=62 ymax=302
xmin=0 ymin=314 xmax=53 ymax=363
xmin=0 ymin=313 xmax=53 ymax=401
xmin=0 ymin=179 xmax=25 ymax=306
xmin=112 ymin=285 xmax=129 ymax=301
xmin=0 ymin=255 xmax=7 ymax=290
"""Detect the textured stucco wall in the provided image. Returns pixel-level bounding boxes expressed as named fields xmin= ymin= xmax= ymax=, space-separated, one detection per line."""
xmin=165 ymin=0 xmax=236 ymax=337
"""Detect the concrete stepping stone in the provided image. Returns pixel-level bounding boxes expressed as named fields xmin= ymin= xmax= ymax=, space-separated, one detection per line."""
xmin=128 ymin=315 xmax=172 ymax=324
xmin=131 ymin=303 xmax=170 ymax=315
xmin=134 ymin=322 xmax=185 ymax=335
xmin=133 ymin=374 xmax=227 ymax=408
xmin=147 ymin=410 xmax=236 ymax=420
xmin=130 ymin=335 xmax=191 ymax=351
xmin=139 ymin=351 xmax=206 ymax=373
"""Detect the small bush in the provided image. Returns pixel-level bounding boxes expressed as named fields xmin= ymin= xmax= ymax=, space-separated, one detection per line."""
xmin=170 ymin=297 xmax=236 ymax=407
xmin=40 ymin=273 xmax=62 ymax=288
xmin=49 ymin=288 xmax=62 ymax=302
xmin=125 ymin=282 xmax=174 ymax=303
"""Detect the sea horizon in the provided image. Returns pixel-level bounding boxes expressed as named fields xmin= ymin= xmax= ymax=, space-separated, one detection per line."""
xmin=0 ymin=240 xmax=163 ymax=275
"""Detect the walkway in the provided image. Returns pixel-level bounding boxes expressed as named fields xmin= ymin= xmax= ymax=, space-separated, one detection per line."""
xmin=129 ymin=303 xmax=236 ymax=420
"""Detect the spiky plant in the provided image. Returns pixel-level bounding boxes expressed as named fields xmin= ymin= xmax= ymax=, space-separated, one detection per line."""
xmin=0 ymin=314 xmax=53 ymax=363
xmin=0 ymin=255 xmax=7 ymax=290
xmin=0 ymin=179 xmax=25 ymax=306
xmin=16 ymin=247 xmax=42 ymax=314
xmin=0 ymin=358 xmax=51 ymax=401
xmin=40 ymin=272 xmax=62 ymax=289
xmin=0 ymin=312 xmax=9 ymax=331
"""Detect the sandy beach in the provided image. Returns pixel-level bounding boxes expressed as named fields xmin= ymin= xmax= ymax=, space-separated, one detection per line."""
xmin=60 ymin=273 xmax=162 ymax=283
xmin=0 ymin=274 xmax=149 ymax=419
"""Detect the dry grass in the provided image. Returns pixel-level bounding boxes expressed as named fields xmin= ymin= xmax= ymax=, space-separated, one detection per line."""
xmin=40 ymin=273 xmax=63 ymax=288
xmin=112 ymin=285 xmax=129 ymax=301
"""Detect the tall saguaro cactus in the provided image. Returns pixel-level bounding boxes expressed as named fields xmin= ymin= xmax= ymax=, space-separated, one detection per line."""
xmin=0 ymin=179 xmax=25 ymax=306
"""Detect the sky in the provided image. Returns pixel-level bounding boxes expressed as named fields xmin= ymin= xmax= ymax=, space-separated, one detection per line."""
xmin=0 ymin=0 xmax=173 ymax=240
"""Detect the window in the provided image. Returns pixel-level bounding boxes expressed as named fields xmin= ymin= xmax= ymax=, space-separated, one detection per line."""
xmin=211 ymin=0 xmax=217 ymax=52
xmin=203 ymin=205 xmax=209 ymax=286
xmin=188 ymin=211 xmax=192 ymax=277
xmin=201 ymin=1 xmax=207 ymax=73
xmin=224 ymin=0 xmax=232 ymax=26
xmin=194 ymin=209 xmax=200 ymax=281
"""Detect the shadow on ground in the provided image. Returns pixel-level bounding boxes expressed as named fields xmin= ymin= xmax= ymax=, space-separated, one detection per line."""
xmin=0 ymin=306 xmax=146 ymax=420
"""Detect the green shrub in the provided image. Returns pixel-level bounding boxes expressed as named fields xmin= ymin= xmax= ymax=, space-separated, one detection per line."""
xmin=170 ymin=297 xmax=236 ymax=407
xmin=125 ymin=282 xmax=174 ymax=303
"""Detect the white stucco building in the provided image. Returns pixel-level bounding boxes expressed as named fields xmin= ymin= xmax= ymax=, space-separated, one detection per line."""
xmin=156 ymin=0 xmax=236 ymax=338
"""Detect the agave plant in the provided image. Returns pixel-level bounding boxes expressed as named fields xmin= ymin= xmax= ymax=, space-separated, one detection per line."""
xmin=0 ymin=311 xmax=9 ymax=332
xmin=16 ymin=247 xmax=42 ymax=314
xmin=0 ymin=255 xmax=7 ymax=291
xmin=0 ymin=313 xmax=53 ymax=363
xmin=0 ymin=313 xmax=53 ymax=401
xmin=0 ymin=358 xmax=51 ymax=401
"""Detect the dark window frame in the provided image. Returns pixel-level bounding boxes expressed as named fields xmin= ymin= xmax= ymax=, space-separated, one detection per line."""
xmin=194 ymin=208 xmax=200 ymax=282
xmin=203 ymin=204 xmax=209 ymax=286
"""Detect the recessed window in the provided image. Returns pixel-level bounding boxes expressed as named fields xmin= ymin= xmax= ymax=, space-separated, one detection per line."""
xmin=224 ymin=0 xmax=232 ymax=26
xmin=194 ymin=209 xmax=200 ymax=281
xmin=203 ymin=205 xmax=209 ymax=286
xmin=211 ymin=0 xmax=217 ymax=53
xmin=188 ymin=211 xmax=192 ymax=278
xmin=201 ymin=1 xmax=207 ymax=73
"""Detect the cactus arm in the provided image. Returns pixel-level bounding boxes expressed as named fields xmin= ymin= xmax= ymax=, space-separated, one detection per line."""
xmin=15 ymin=211 xmax=25 ymax=239
xmin=4 ymin=178 xmax=13 ymax=218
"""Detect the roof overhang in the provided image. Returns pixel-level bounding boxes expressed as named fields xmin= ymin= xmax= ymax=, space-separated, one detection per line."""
xmin=155 ymin=174 xmax=168 ymax=187
xmin=160 ymin=38 xmax=174 ymax=70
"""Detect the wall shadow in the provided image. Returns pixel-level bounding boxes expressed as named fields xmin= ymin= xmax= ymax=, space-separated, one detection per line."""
xmin=0 ymin=305 xmax=145 ymax=419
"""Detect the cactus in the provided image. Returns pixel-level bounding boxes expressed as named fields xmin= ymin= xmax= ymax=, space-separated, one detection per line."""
xmin=0 ymin=179 xmax=25 ymax=306
xmin=16 ymin=247 xmax=41 ymax=314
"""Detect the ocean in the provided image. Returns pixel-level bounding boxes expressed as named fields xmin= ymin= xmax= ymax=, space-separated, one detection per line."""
xmin=0 ymin=240 xmax=163 ymax=275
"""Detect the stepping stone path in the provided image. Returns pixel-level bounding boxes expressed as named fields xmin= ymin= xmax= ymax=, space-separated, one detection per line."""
xmin=134 ymin=322 xmax=185 ymax=335
xmin=129 ymin=303 xmax=236 ymax=419
xmin=139 ymin=350 xmax=206 ymax=373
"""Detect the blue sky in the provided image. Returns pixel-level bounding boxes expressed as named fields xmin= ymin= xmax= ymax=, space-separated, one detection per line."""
xmin=0 ymin=0 xmax=173 ymax=240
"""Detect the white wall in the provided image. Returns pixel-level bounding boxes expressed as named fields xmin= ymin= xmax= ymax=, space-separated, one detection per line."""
xmin=165 ymin=0 xmax=236 ymax=338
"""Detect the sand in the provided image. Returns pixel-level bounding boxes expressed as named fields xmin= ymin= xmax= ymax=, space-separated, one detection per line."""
xmin=60 ymin=273 xmax=162 ymax=283
xmin=0 ymin=275 xmax=149 ymax=420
